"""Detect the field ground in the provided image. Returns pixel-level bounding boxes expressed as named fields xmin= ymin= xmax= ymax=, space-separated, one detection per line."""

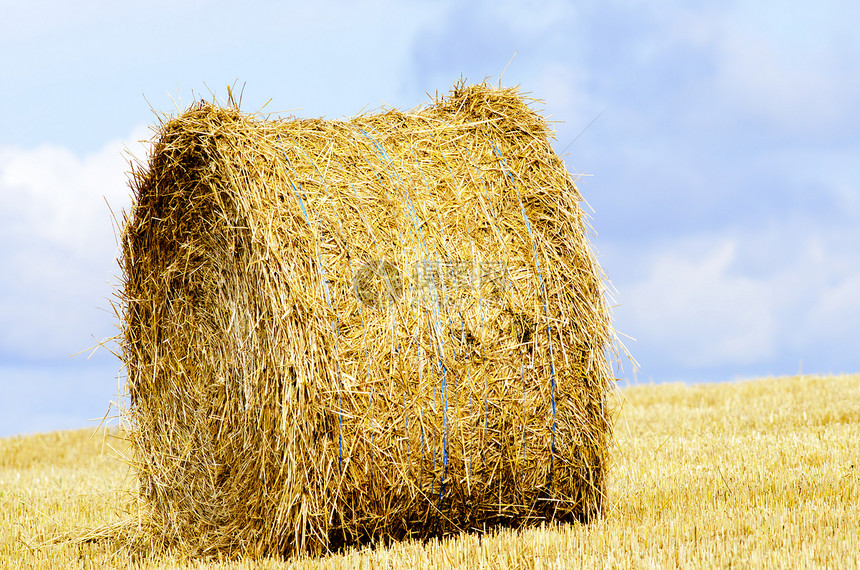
xmin=1 ymin=373 xmax=858 ymax=568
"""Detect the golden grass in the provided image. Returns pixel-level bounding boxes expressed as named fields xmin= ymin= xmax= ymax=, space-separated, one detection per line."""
xmin=3 ymin=373 xmax=858 ymax=568
xmin=120 ymin=83 xmax=614 ymax=557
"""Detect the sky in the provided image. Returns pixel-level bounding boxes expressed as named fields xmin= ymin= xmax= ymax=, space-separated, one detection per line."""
xmin=1 ymin=0 xmax=858 ymax=437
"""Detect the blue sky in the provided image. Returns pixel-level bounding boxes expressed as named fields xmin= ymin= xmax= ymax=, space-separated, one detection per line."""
xmin=2 ymin=0 xmax=858 ymax=437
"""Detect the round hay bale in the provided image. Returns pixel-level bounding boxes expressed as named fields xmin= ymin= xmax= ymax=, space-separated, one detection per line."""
xmin=120 ymin=82 xmax=615 ymax=558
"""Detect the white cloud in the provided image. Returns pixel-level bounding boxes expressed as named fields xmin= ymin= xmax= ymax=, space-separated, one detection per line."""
xmin=0 ymin=361 xmax=121 ymax=437
xmin=621 ymin=238 xmax=776 ymax=368
xmin=0 ymin=127 xmax=149 ymax=360
xmin=806 ymin=273 xmax=860 ymax=340
xmin=711 ymin=1 xmax=860 ymax=136
xmin=609 ymin=222 xmax=860 ymax=375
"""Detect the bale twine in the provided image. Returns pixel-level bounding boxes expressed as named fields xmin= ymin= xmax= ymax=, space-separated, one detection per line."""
xmin=120 ymin=83 xmax=615 ymax=558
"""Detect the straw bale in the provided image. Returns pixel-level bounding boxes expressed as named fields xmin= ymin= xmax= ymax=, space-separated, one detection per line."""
xmin=120 ymin=82 xmax=615 ymax=558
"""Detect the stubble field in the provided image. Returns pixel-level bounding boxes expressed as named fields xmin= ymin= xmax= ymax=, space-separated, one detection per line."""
xmin=2 ymin=373 xmax=857 ymax=568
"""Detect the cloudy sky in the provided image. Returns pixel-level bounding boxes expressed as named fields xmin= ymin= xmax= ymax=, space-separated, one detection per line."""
xmin=2 ymin=0 xmax=858 ymax=437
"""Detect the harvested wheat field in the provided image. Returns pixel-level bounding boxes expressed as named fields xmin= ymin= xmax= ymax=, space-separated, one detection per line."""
xmin=2 ymin=373 xmax=858 ymax=568
xmin=118 ymin=83 xmax=615 ymax=558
